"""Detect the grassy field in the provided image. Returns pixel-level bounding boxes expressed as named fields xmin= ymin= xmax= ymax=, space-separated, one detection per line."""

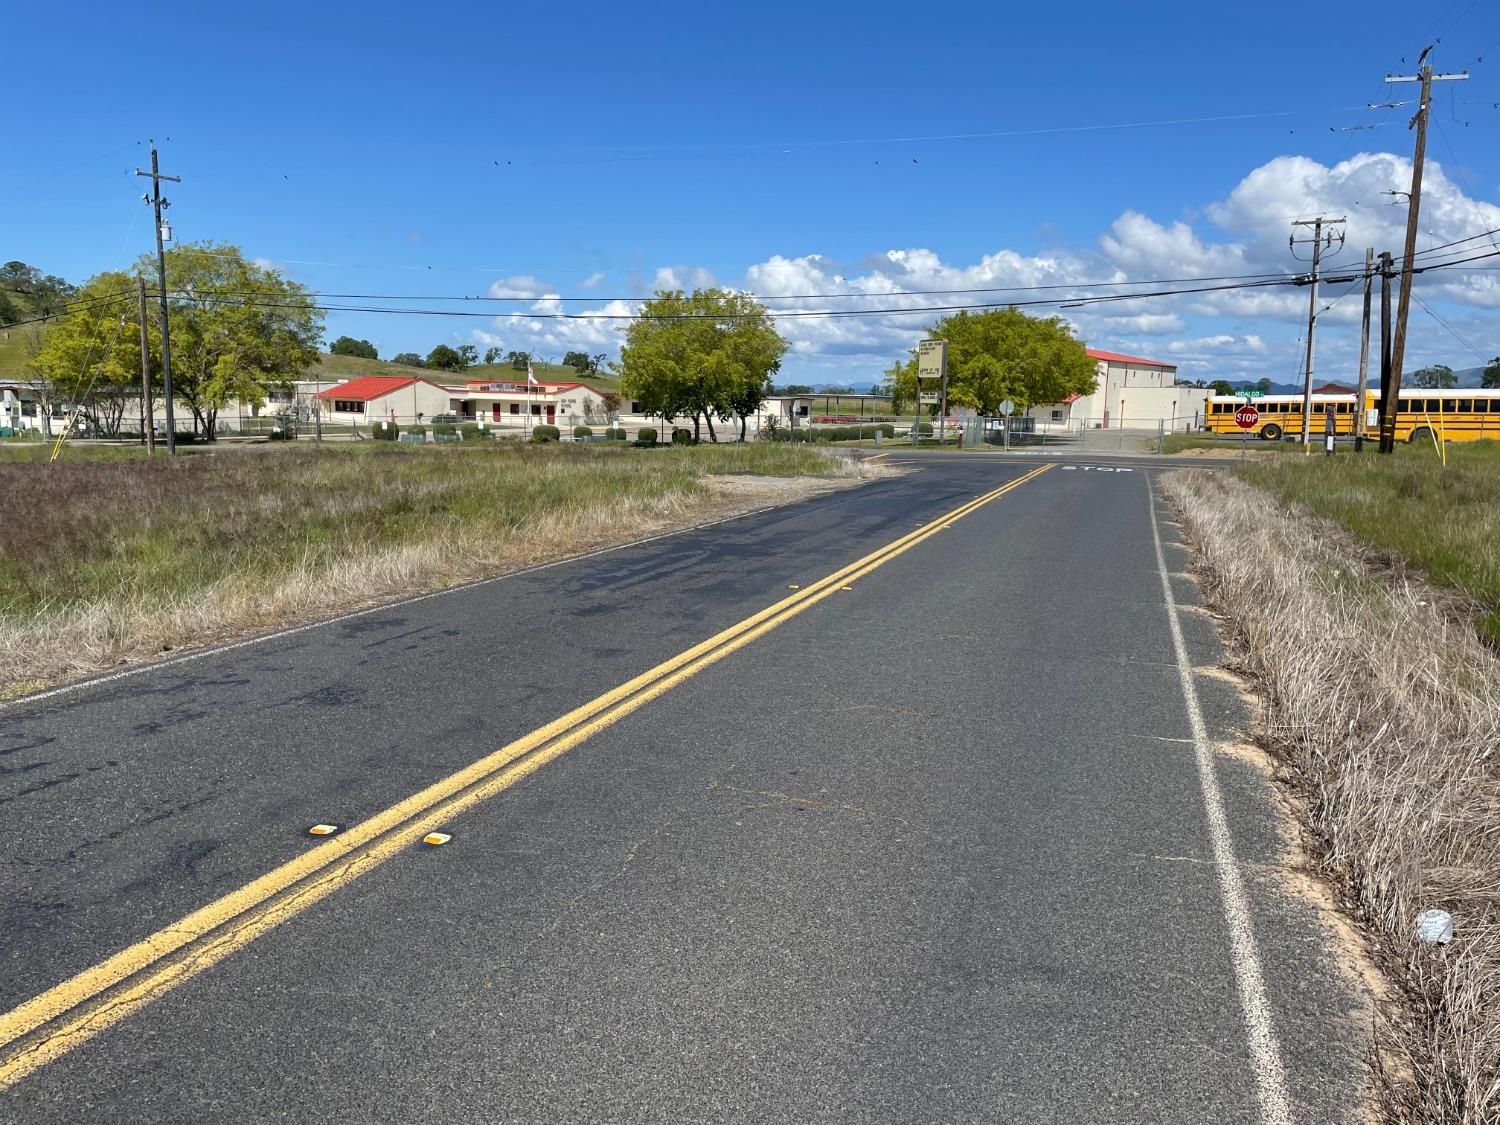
xmin=0 ymin=442 xmax=856 ymax=694
xmin=1241 ymin=440 xmax=1500 ymax=640
xmin=1162 ymin=432 xmax=1304 ymax=454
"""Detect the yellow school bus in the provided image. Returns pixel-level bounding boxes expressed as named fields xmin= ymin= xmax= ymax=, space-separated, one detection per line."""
xmin=1204 ymin=389 xmax=1500 ymax=443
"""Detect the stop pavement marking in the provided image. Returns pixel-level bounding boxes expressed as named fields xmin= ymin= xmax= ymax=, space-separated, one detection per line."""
xmin=1060 ymin=465 xmax=1135 ymax=472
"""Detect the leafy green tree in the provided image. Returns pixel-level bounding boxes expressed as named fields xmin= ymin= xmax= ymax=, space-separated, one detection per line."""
xmin=563 ymin=350 xmax=591 ymax=372
xmin=0 ymin=292 xmax=19 ymax=327
xmin=589 ymin=352 xmax=607 ymax=374
xmin=1210 ymin=379 xmax=1235 ymax=395
xmin=507 ymin=350 xmax=531 ymax=371
xmin=392 ymin=352 xmax=425 ymax=367
xmin=888 ymin=308 xmax=1095 ymax=415
xmin=457 ymin=343 xmax=479 ymax=367
xmin=616 ymin=289 xmax=787 ymax=442
xmin=31 ymin=271 xmax=150 ymax=437
xmin=1410 ymin=364 xmax=1456 ymax=389
xmin=1481 ymin=357 xmax=1500 ymax=389
xmin=777 ymin=384 xmax=814 ymax=395
xmin=426 ymin=344 xmax=467 ymax=371
xmin=145 ymin=243 xmax=323 ymax=437
xmin=1254 ymin=377 xmax=1273 ymax=394
xmin=482 ymin=346 xmax=505 ymax=365
xmin=329 ymin=336 xmax=378 ymax=359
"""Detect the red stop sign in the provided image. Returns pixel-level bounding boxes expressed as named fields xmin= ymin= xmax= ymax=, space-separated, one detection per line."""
xmin=1234 ymin=405 xmax=1260 ymax=430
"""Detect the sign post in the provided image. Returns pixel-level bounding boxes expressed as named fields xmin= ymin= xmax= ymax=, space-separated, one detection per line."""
xmin=916 ymin=340 xmax=946 ymax=446
xmin=1234 ymin=401 xmax=1259 ymax=462
xmin=998 ymin=398 xmax=1015 ymax=451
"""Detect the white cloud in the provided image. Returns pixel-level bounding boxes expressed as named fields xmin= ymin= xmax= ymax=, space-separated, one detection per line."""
xmin=578 ymin=272 xmax=606 ymax=289
xmin=487 ymin=275 xmax=551 ymax=299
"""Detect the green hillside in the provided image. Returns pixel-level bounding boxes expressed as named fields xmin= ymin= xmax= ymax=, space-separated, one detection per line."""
xmin=0 ymin=296 xmax=45 ymax=380
xmin=305 ymin=353 xmax=620 ymax=392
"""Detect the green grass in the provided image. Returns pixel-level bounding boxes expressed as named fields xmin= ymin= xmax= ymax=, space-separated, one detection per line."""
xmin=1162 ymin=432 xmax=1303 ymax=454
xmin=1241 ymin=440 xmax=1500 ymax=640
xmin=0 ymin=441 xmax=838 ymax=627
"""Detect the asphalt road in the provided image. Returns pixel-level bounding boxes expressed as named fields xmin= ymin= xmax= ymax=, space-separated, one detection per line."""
xmin=0 ymin=451 xmax=1368 ymax=1123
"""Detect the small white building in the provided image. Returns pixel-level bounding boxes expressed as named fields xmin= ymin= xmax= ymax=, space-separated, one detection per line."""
xmin=315 ymin=375 xmax=461 ymax=427
xmin=1030 ymin=348 xmax=1208 ymax=431
xmin=461 ymin=379 xmax=615 ymax=431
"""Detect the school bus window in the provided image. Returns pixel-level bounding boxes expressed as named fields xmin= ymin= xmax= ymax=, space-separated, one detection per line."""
xmin=1442 ymin=400 xmax=1457 ymax=413
xmin=1459 ymin=399 xmax=1472 ymax=412
xmin=1424 ymin=399 xmax=1439 ymax=413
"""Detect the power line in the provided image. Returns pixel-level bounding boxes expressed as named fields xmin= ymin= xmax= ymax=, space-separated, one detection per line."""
xmin=1411 ymin=292 xmax=1489 ymax=361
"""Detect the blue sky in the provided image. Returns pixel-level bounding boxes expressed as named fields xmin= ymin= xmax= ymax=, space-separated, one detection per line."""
xmin=9 ymin=0 xmax=1499 ymax=386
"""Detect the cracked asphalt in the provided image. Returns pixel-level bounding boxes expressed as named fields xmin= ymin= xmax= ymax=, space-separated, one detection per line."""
xmin=0 ymin=452 xmax=1369 ymax=1123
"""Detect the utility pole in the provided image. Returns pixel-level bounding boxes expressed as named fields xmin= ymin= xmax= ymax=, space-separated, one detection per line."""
xmin=1378 ymin=252 xmax=1397 ymax=451
xmin=1354 ymin=247 xmax=1373 ymax=452
xmin=1383 ymin=49 xmax=1468 ymax=454
xmin=135 ymin=142 xmax=180 ymax=455
xmin=136 ymin=275 xmax=155 ymax=455
xmin=1290 ymin=215 xmax=1345 ymax=450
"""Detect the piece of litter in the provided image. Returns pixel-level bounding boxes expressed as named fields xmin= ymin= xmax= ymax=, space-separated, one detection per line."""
xmin=840 ymin=586 xmax=853 ymax=592
xmin=1415 ymin=908 xmax=1453 ymax=944
xmin=787 ymin=584 xmax=800 ymax=590
xmin=423 ymin=832 xmax=452 ymax=846
xmin=308 ymin=824 xmax=338 ymax=836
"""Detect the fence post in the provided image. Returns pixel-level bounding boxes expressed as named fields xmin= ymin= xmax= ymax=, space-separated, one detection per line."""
xmin=1157 ymin=418 xmax=1165 ymax=454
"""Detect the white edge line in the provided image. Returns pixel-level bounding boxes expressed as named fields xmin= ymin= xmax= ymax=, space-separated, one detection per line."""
xmin=3 ymin=493 xmax=838 ymax=713
xmin=1147 ymin=473 xmax=1294 ymax=1125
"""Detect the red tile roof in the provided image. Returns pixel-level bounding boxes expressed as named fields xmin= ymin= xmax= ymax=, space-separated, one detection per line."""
xmin=1086 ymin=348 xmax=1174 ymax=368
xmin=317 ymin=375 xmax=424 ymax=401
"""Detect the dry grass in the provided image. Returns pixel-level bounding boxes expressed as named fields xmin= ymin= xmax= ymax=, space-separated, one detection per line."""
xmin=1 ymin=442 xmax=875 ymax=695
xmin=1163 ymin=470 xmax=1500 ymax=1124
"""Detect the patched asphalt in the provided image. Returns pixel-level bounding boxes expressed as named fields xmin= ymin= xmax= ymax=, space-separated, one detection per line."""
xmin=0 ymin=453 xmax=1368 ymax=1123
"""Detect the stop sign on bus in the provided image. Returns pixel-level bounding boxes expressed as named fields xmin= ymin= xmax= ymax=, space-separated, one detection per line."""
xmin=1234 ymin=405 xmax=1260 ymax=430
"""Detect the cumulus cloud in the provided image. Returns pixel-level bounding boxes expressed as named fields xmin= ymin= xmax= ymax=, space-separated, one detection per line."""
xmin=466 ymin=150 xmax=1497 ymax=383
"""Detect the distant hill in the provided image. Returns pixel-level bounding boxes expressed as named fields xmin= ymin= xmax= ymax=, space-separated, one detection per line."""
xmin=305 ymin=353 xmax=621 ymax=392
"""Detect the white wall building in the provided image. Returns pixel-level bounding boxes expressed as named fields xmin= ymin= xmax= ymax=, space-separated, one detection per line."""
xmin=1029 ymin=348 xmax=1209 ymax=431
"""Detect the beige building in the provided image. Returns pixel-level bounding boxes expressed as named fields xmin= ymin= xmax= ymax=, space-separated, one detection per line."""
xmin=460 ymin=379 xmax=615 ymax=431
xmin=1030 ymin=348 xmax=1209 ymax=431
xmin=315 ymin=375 xmax=462 ymax=427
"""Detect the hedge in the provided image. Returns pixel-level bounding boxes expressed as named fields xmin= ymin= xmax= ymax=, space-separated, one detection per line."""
xmin=635 ymin=427 xmax=658 ymax=446
xmin=605 ymin=427 xmax=628 ymax=440
xmin=460 ymin=423 xmax=486 ymax=441
xmin=574 ymin=425 xmax=593 ymax=439
xmin=671 ymin=428 xmax=693 ymax=445
xmin=531 ymin=424 xmax=561 ymax=443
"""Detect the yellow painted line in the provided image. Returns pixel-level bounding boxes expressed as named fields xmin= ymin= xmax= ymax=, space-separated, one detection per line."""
xmin=0 ymin=463 xmax=1052 ymax=1088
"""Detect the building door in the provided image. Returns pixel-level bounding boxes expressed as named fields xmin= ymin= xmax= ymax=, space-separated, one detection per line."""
xmin=546 ymin=405 xmax=555 ymax=424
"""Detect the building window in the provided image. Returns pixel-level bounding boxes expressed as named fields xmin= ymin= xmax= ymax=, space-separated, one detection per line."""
xmin=531 ymin=404 xmax=542 ymax=415
xmin=333 ymin=399 xmax=365 ymax=414
xmin=509 ymin=403 xmax=520 ymax=414
xmin=631 ymin=401 xmax=643 ymax=413
xmin=1050 ymin=409 xmax=1063 ymax=422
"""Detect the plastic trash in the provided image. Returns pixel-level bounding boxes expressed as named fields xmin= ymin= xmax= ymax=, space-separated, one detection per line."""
xmin=1415 ymin=908 xmax=1454 ymax=945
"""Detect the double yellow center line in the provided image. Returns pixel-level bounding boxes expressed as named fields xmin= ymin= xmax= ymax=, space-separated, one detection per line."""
xmin=0 ymin=463 xmax=1051 ymax=1088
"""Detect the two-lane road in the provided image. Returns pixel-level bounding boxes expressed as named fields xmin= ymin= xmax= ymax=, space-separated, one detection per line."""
xmin=1 ymin=453 xmax=1367 ymax=1123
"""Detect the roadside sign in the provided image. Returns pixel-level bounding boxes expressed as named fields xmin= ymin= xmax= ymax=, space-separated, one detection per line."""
xmin=1241 ymin=388 xmax=1265 ymax=399
xmin=918 ymin=390 xmax=940 ymax=405
xmin=916 ymin=339 xmax=947 ymax=381
xmin=998 ymin=399 xmax=1015 ymax=417
xmin=1234 ymin=405 xmax=1260 ymax=430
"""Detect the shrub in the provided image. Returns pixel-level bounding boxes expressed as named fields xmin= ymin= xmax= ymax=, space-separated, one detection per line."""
xmin=531 ymin=424 xmax=560 ymax=443
xmin=606 ymin=427 xmax=628 ymax=441
xmin=172 ymin=431 xmax=200 ymax=446
xmin=460 ymin=423 xmax=485 ymax=442
xmin=268 ymin=426 xmax=293 ymax=442
xmin=405 ymin=423 xmax=427 ymax=437
xmin=635 ymin=427 xmax=658 ymax=446
xmin=878 ymin=423 xmax=895 ymax=438
xmin=918 ymin=421 xmax=934 ymax=436
xmin=574 ymin=425 xmax=593 ymax=439
xmin=369 ymin=421 xmax=399 ymax=441
xmin=433 ymin=422 xmax=457 ymax=436
xmin=671 ymin=428 xmax=693 ymax=445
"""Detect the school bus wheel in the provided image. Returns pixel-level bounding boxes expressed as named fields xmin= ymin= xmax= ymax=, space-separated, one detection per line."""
xmin=1260 ymin=423 xmax=1282 ymax=441
xmin=1408 ymin=427 xmax=1432 ymax=444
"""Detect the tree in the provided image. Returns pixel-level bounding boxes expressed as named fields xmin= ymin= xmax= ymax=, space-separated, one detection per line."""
xmin=392 ymin=352 xmax=425 ymax=367
xmin=457 ymin=343 xmax=479 ymax=367
xmin=507 ymin=350 xmax=531 ymax=371
xmin=1409 ymin=364 xmax=1456 ymax=389
xmin=563 ymin=350 xmax=591 ymax=372
xmin=1484 ymin=357 xmax=1500 ymax=389
xmin=426 ymin=344 xmax=467 ymax=371
xmin=589 ymin=352 xmax=607 ymax=375
xmin=777 ymin=384 xmax=814 ymax=396
xmin=329 ymin=336 xmax=378 ymax=359
xmin=144 ymin=243 xmax=323 ymax=438
xmin=30 ymin=271 xmax=150 ymax=437
xmin=616 ymin=289 xmax=787 ymax=442
xmin=1210 ymin=379 xmax=1235 ymax=396
xmin=888 ymin=308 xmax=1095 ymax=416
xmin=482 ymin=346 xmax=505 ymax=365
xmin=1254 ymin=378 xmax=1273 ymax=394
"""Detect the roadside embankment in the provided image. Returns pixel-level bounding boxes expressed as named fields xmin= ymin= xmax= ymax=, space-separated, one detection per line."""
xmin=1163 ymin=468 xmax=1500 ymax=1124
xmin=1 ymin=443 xmax=881 ymax=698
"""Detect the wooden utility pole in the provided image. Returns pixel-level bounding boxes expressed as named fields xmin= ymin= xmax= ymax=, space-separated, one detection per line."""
xmin=135 ymin=143 xmax=181 ymax=454
xmin=137 ymin=276 xmax=155 ymax=455
xmin=1378 ymin=252 xmax=1396 ymax=451
xmin=1291 ymin=216 xmax=1345 ymax=450
xmin=1382 ymin=49 xmax=1468 ymax=454
xmin=1354 ymin=248 xmax=1373 ymax=452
